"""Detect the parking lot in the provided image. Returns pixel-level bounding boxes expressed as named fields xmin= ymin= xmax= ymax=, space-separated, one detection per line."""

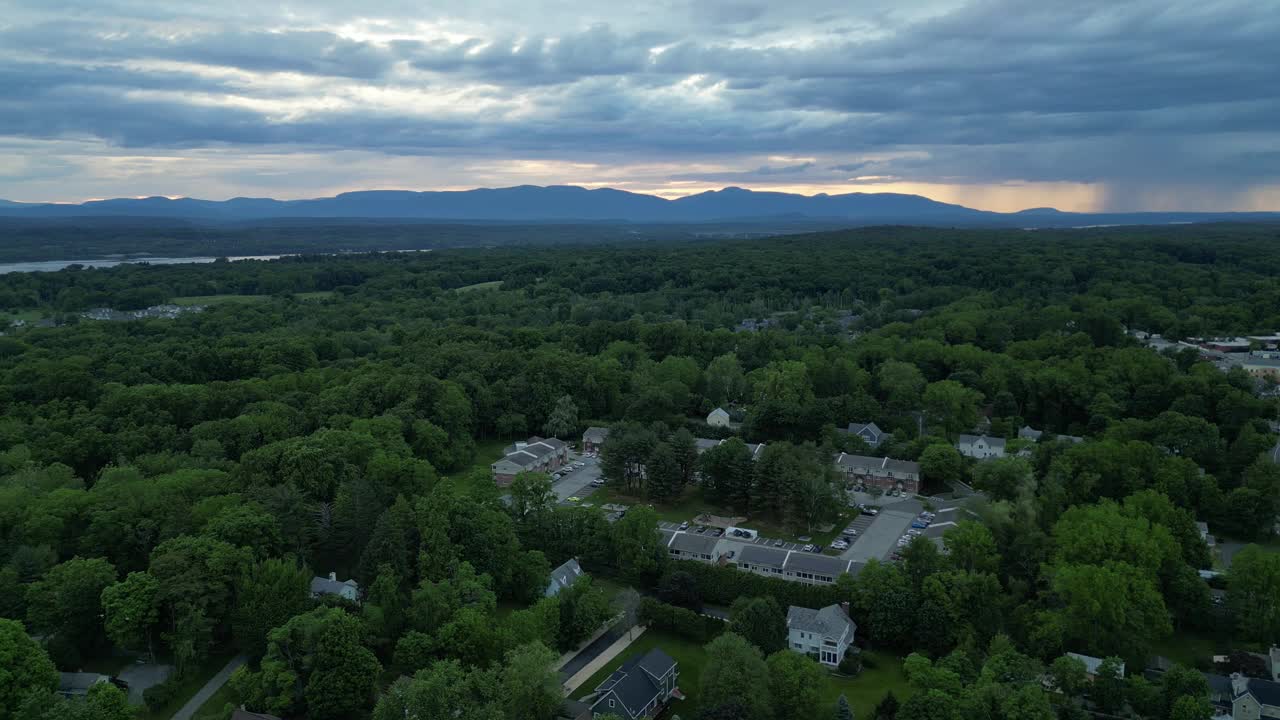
xmin=656 ymin=520 xmax=830 ymax=554
xmin=551 ymin=455 xmax=602 ymax=503
xmin=840 ymin=506 xmax=919 ymax=562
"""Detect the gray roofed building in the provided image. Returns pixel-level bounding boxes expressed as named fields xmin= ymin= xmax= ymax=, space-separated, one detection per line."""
xmin=737 ymin=544 xmax=789 ymax=573
xmin=787 ymin=604 xmax=856 ymax=667
xmin=833 ymin=452 xmax=922 ymax=494
xmin=590 ymin=648 xmax=680 ymax=720
xmin=582 ymin=427 xmax=610 ymax=453
xmin=493 ymin=435 xmax=571 ymax=486
xmin=546 ymin=558 xmax=584 ymax=597
xmin=784 ymin=553 xmax=855 ymax=584
xmin=1018 ymin=426 xmax=1044 ymax=441
xmin=694 ymin=438 xmax=723 ymax=453
xmin=666 ymin=531 xmax=723 ymax=562
xmin=1231 ymin=672 xmax=1280 ymax=719
xmin=839 ymin=422 xmax=891 ymax=448
xmin=57 ymin=673 xmax=109 ymax=697
xmin=311 ymin=572 xmax=360 ymax=603
xmin=957 ymin=434 xmax=1006 ymax=459
xmin=1066 ymin=652 xmax=1124 ymax=678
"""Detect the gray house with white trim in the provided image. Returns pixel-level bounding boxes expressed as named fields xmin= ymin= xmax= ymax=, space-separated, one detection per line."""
xmin=787 ymin=604 xmax=857 ymax=667
xmin=589 ymin=648 xmax=680 ymax=720
xmin=957 ymin=434 xmax=1006 ymax=459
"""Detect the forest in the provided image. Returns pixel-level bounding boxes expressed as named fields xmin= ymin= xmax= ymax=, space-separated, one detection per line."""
xmin=2 ymin=222 xmax=1280 ymax=720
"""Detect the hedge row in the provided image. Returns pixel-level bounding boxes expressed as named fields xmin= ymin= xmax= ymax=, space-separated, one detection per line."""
xmin=667 ymin=560 xmax=845 ymax=609
xmin=638 ymin=597 xmax=724 ymax=642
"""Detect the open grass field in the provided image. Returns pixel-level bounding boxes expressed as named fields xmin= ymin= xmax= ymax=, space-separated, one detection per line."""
xmin=568 ymin=628 xmax=910 ymax=720
xmin=172 ymin=294 xmax=271 ymax=306
xmin=0 ymin=309 xmax=48 ymax=322
xmin=445 ymin=437 xmax=514 ymax=481
xmin=455 ymin=280 xmax=503 ymax=293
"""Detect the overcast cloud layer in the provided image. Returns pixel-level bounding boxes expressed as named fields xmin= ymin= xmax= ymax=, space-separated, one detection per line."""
xmin=2 ymin=0 xmax=1278 ymax=211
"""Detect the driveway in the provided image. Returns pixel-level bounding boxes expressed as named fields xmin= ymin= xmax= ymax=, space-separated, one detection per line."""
xmin=170 ymin=655 xmax=246 ymax=720
xmin=117 ymin=661 xmax=172 ymax=706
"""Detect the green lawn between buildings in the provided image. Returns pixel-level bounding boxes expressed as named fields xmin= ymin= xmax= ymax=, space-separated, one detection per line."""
xmin=587 ymin=485 xmax=859 ymax=549
xmin=190 ymin=682 xmax=238 ymax=720
xmin=569 ymin=629 xmax=910 ymax=720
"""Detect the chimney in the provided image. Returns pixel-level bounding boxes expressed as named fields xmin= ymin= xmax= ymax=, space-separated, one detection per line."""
xmin=328 ymin=572 xmax=337 ymax=581
xmin=1231 ymin=672 xmax=1249 ymax=698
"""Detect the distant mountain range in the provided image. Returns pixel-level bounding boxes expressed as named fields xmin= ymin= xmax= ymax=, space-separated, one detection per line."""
xmin=1 ymin=186 xmax=1277 ymax=228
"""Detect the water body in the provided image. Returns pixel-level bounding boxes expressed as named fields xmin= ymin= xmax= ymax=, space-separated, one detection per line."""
xmin=0 ymin=248 xmax=430 ymax=275
xmin=0 ymin=254 xmax=288 ymax=275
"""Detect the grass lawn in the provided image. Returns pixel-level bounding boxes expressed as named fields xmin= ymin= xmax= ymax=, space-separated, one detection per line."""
xmin=0 ymin=309 xmax=48 ymax=322
xmin=821 ymin=651 xmax=912 ymax=719
xmin=1148 ymin=629 xmax=1229 ymax=668
xmin=190 ymin=682 xmax=237 ymax=720
xmin=172 ymin=294 xmax=271 ymax=306
xmin=138 ymin=653 xmax=236 ymax=720
xmin=445 ymin=437 xmax=514 ymax=481
xmin=455 ymin=280 xmax=503 ymax=293
xmin=569 ymin=629 xmax=910 ymax=720
xmin=588 ymin=485 xmax=858 ymax=547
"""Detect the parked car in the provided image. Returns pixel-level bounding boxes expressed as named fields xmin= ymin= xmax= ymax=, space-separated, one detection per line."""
xmin=907 ymin=528 xmax=923 ymax=536
xmin=911 ymin=520 xmax=928 ymax=529
xmin=567 ymin=496 xmax=581 ymax=503
xmin=802 ymin=544 xmax=815 ymax=552
xmin=694 ymin=525 xmax=707 ymax=534
xmin=832 ymin=541 xmax=848 ymax=550
xmin=863 ymin=507 xmax=879 ymax=516
xmin=590 ymin=479 xmax=604 ymax=487
xmin=812 ymin=544 xmax=824 ymax=553
xmin=710 ymin=528 xmax=724 ymax=537
xmin=678 ymin=521 xmax=689 ymax=530
xmin=773 ymin=539 xmax=785 ymax=547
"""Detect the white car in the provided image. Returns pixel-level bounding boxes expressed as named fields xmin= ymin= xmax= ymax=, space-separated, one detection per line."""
xmin=907 ymin=529 xmax=923 ymax=536
xmin=802 ymin=544 xmax=815 ymax=552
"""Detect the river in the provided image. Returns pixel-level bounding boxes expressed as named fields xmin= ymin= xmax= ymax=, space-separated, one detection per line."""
xmin=0 ymin=254 xmax=289 ymax=275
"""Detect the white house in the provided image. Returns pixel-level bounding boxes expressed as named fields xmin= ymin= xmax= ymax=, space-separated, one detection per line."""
xmin=707 ymin=408 xmax=732 ymax=427
xmin=787 ymin=604 xmax=857 ymax=667
xmin=957 ymin=434 xmax=1006 ymax=460
xmin=311 ymin=572 xmax=360 ymax=603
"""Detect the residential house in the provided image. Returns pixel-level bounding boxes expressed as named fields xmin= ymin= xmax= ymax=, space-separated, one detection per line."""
xmin=707 ymin=408 xmax=732 ymax=427
xmin=663 ymin=531 xmax=725 ymax=563
xmin=57 ymin=673 xmax=109 ymax=698
xmin=1250 ymin=358 xmax=1280 ymax=380
xmin=589 ymin=648 xmax=680 ymax=720
xmin=838 ymin=422 xmax=892 ymax=449
xmin=1018 ymin=426 xmax=1044 ymax=441
xmin=833 ymin=452 xmax=922 ymax=494
xmin=957 ymin=434 xmax=1006 ymax=460
xmin=491 ymin=436 xmax=569 ymax=486
xmin=787 ymin=604 xmax=857 ymax=667
xmin=692 ymin=438 xmax=766 ymax=460
xmin=546 ymin=558 xmax=584 ymax=597
xmin=1231 ymin=672 xmax=1280 ymax=720
xmin=1066 ymin=652 xmax=1124 ymax=679
xmin=311 ymin=572 xmax=360 ymax=603
xmin=582 ymin=427 xmax=610 ymax=454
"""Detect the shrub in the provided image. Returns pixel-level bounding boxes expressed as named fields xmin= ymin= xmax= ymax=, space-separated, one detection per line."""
xmin=638 ymin=598 xmax=723 ymax=642
xmin=144 ymin=678 xmax=182 ymax=712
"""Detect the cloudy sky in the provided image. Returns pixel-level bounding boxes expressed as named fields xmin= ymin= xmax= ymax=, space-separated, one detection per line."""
xmin=2 ymin=0 xmax=1278 ymax=211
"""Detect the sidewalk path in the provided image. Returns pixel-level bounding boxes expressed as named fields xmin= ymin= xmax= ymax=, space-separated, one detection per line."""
xmin=170 ymin=655 xmax=247 ymax=720
xmin=562 ymin=626 xmax=647 ymax=695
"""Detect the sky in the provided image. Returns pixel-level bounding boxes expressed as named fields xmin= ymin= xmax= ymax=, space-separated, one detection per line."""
xmin=2 ymin=0 xmax=1279 ymax=212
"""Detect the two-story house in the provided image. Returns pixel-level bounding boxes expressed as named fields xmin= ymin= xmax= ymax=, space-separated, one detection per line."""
xmin=546 ymin=558 xmax=584 ymax=597
xmin=706 ymin=408 xmax=732 ymax=427
xmin=787 ymin=604 xmax=857 ymax=667
xmin=957 ymin=434 xmax=1006 ymax=460
xmin=838 ymin=422 xmax=892 ymax=449
xmin=582 ymin=427 xmax=610 ymax=454
xmin=310 ymin=572 xmax=360 ymax=603
xmin=589 ymin=648 xmax=680 ymax=720
xmin=833 ymin=453 xmax=921 ymax=494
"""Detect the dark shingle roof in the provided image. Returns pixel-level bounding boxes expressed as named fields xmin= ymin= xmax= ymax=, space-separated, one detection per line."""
xmin=833 ymin=452 xmax=920 ymax=475
xmin=592 ymin=648 xmax=676 ymax=719
xmin=635 ymin=648 xmax=677 ymax=680
xmin=1243 ymin=677 xmax=1280 ymax=707
xmin=785 ymin=553 xmax=853 ymax=577
xmin=667 ymin=532 xmax=720 ymax=555
xmin=583 ymin=427 xmax=610 ymax=442
xmin=737 ymin=544 xmax=788 ymax=568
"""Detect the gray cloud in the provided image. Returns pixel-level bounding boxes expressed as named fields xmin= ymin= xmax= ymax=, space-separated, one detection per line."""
xmin=0 ymin=0 xmax=1278 ymax=207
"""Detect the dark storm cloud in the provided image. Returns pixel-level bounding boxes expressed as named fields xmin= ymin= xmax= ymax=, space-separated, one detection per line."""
xmin=1 ymin=0 xmax=1279 ymax=197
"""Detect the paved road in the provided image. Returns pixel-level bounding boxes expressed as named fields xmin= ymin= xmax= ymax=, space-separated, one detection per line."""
xmin=170 ymin=655 xmax=246 ymax=720
xmin=559 ymin=623 xmax=626 ymax=681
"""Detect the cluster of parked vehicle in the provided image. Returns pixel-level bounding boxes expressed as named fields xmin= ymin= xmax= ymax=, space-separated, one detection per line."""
xmin=831 ymin=524 xmax=860 ymax=551
xmin=893 ymin=511 xmax=936 ymax=555
xmin=677 ymin=521 xmax=727 ymax=537
xmin=853 ymin=486 xmax=907 ymax=497
xmin=551 ymin=459 xmax=587 ymax=480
